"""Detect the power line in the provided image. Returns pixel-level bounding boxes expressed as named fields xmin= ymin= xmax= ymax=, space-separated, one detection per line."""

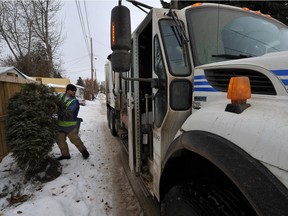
xmin=75 ymin=0 xmax=90 ymax=56
xmin=65 ymin=54 xmax=90 ymax=68
xmin=91 ymin=37 xmax=109 ymax=49
xmin=66 ymin=67 xmax=91 ymax=73
xmin=75 ymin=0 xmax=95 ymax=86
xmin=65 ymin=54 xmax=90 ymax=64
xmin=83 ymin=0 xmax=91 ymax=39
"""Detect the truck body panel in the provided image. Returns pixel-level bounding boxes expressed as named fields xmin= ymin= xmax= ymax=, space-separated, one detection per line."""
xmin=106 ymin=2 xmax=288 ymax=215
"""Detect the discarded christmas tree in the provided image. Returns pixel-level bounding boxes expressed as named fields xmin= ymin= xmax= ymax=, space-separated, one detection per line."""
xmin=7 ymin=83 xmax=62 ymax=181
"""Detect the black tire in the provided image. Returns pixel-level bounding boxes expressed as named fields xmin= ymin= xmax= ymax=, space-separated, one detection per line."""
xmin=161 ymin=183 xmax=256 ymax=216
xmin=161 ymin=184 xmax=216 ymax=216
xmin=109 ymin=109 xmax=117 ymax=136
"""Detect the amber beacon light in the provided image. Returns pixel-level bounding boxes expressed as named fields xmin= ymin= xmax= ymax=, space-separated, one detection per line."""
xmin=225 ymin=76 xmax=251 ymax=114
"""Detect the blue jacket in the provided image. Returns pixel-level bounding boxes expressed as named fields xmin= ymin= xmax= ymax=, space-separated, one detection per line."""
xmin=57 ymin=93 xmax=80 ymax=133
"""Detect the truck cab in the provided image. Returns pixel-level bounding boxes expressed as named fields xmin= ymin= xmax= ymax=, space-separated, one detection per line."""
xmin=106 ymin=2 xmax=288 ymax=215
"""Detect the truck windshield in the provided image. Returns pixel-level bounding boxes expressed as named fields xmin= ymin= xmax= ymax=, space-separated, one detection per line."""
xmin=186 ymin=5 xmax=288 ymax=66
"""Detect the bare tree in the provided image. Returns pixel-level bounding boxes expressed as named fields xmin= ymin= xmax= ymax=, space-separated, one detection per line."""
xmin=0 ymin=0 xmax=63 ymax=77
xmin=0 ymin=1 xmax=33 ymax=66
xmin=30 ymin=0 xmax=63 ymax=77
xmin=84 ymin=78 xmax=99 ymax=100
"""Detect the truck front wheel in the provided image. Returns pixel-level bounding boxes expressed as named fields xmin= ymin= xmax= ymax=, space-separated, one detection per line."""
xmin=161 ymin=182 xmax=256 ymax=216
xmin=161 ymin=184 xmax=216 ymax=216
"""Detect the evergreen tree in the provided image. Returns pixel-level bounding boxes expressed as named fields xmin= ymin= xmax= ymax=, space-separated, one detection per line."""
xmin=7 ymin=83 xmax=62 ymax=181
xmin=76 ymin=77 xmax=85 ymax=87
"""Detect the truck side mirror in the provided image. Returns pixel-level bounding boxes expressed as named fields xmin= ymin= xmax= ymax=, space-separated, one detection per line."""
xmin=111 ymin=50 xmax=130 ymax=72
xmin=111 ymin=5 xmax=131 ymax=72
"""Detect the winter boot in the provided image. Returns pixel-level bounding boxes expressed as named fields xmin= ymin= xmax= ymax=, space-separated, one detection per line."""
xmin=57 ymin=155 xmax=71 ymax=160
xmin=81 ymin=149 xmax=89 ymax=159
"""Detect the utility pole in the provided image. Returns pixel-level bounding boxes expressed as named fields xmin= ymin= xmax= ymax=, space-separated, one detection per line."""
xmin=90 ymin=37 xmax=94 ymax=98
xmin=94 ymin=58 xmax=97 ymax=82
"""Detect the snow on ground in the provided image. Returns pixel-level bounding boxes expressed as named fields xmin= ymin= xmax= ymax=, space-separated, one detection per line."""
xmin=0 ymin=94 xmax=144 ymax=216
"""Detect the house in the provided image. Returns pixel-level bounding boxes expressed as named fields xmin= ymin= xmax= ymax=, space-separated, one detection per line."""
xmin=0 ymin=67 xmax=33 ymax=81
xmin=31 ymin=77 xmax=86 ymax=105
xmin=75 ymin=84 xmax=86 ymax=106
xmin=31 ymin=77 xmax=71 ymax=93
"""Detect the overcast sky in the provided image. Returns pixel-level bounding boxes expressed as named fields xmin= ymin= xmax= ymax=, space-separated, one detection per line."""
xmin=59 ymin=0 xmax=162 ymax=84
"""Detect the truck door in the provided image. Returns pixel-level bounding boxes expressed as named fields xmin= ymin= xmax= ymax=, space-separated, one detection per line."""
xmin=129 ymin=11 xmax=193 ymax=194
xmin=128 ymin=9 xmax=193 ymax=194
xmin=152 ymin=14 xmax=193 ymax=195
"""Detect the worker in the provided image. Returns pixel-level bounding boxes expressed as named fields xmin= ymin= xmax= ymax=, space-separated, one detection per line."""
xmin=56 ymin=84 xmax=89 ymax=160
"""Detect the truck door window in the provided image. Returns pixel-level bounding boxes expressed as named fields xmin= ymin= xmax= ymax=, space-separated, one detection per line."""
xmin=154 ymin=36 xmax=167 ymax=128
xmin=159 ymin=19 xmax=190 ymax=76
xmin=170 ymin=80 xmax=192 ymax=110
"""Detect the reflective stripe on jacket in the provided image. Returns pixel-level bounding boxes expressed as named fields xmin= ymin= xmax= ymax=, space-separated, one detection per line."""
xmin=57 ymin=120 xmax=77 ymax=127
xmin=57 ymin=93 xmax=78 ymax=127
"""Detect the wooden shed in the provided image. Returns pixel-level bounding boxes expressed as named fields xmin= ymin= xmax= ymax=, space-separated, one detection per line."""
xmin=0 ymin=67 xmax=36 ymax=161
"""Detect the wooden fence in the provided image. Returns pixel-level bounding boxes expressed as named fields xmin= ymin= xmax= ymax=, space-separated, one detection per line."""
xmin=0 ymin=76 xmax=36 ymax=161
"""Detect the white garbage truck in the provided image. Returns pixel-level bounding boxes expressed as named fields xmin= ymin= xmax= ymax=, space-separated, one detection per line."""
xmin=106 ymin=1 xmax=288 ymax=215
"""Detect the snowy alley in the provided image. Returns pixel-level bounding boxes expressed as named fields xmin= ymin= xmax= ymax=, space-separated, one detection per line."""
xmin=0 ymin=94 xmax=145 ymax=216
